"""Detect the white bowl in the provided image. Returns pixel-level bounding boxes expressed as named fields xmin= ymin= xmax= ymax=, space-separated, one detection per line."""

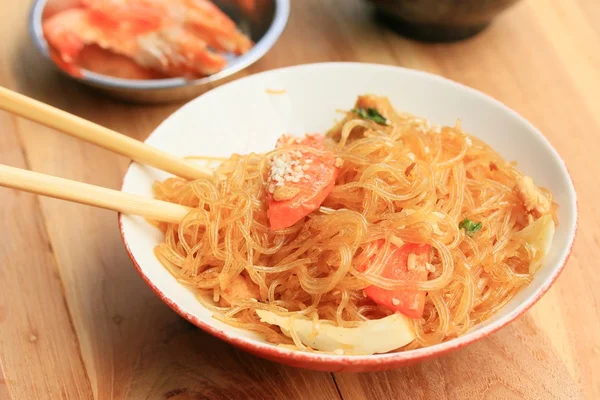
xmin=119 ymin=63 xmax=577 ymax=372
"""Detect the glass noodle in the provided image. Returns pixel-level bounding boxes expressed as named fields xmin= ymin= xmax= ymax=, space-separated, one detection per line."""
xmin=152 ymin=101 xmax=557 ymax=351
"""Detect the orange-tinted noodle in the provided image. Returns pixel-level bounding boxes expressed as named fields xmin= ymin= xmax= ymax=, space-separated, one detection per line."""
xmin=152 ymin=96 xmax=557 ymax=352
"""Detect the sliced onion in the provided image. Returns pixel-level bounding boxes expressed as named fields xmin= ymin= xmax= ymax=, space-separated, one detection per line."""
xmin=515 ymin=214 xmax=555 ymax=273
xmin=256 ymin=310 xmax=415 ymax=355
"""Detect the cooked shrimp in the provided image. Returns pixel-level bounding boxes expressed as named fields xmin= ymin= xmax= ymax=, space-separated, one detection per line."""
xmin=218 ymin=275 xmax=260 ymax=307
xmin=43 ymin=0 xmax=85 ymax=19
xmin=515 ymin=176 xmax=551 ymax=215
xmin=81 ymin=0 xmax=252 ymax=54
xmin=355 ymin=94 xmax=401 ymax=122
xmin=181 ymin=0 xmax=253 ymax=54
xmin=43 ymin=8 xmax=227 ymax=77
xmin=43 ymin=0 xmax=252 ymax=78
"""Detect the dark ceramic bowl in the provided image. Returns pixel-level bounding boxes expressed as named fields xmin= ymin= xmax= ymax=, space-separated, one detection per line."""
xmin=367 ymin=0 xmax=522 ymax=42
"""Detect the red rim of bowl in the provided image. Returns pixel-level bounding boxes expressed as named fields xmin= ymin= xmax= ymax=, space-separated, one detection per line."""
xmin=117 ymin=65 xmax=579 ymax=369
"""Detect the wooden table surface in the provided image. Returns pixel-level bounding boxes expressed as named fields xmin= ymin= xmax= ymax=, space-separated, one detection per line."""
xmin=1 ymin=0 xmax=598 ymax=399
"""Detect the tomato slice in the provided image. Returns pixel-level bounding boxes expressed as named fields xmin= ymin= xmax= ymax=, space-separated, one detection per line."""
xmin=267 ymin=134 xmax=339 ymax=230
xmin=360 ymin=242 xmax=430 ymax=318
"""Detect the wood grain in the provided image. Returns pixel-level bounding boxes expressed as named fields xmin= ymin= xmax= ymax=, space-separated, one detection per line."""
xmin=334 ymin=316 xmax=582 ymax=400
xmin=0 ymin=0 xmax=598 ymax=399
xmin=0 ymin=87 xmax=212 ymax=180
xmin=0 ymin=105 xmax=93 ymax=400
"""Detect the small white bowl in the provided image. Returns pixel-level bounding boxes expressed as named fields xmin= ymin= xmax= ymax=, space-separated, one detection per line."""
xmin=30 ymin=0 xmax=290 ymax=103
xmin=119 ymin=63 xmax=577 ymax=372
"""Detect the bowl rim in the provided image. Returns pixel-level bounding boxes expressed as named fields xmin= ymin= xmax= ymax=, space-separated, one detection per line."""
xmin=29 ymin=0 xmax=290 ymax=91
xmin=118 ymin=62 xmax=578 ymax=367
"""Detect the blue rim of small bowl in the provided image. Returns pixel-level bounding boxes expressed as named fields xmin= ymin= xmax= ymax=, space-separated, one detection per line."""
xmin=29 ymin=0 xmax=290 ymax=91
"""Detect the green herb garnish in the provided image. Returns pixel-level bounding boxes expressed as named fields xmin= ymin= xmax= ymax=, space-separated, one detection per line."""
xmin=351 ymin=107 xmax=389 ymax=125
xmin=459 ymin=218 xmax=482 ymax=237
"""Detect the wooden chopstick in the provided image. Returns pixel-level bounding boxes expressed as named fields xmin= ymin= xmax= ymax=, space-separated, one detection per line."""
xmin=0 ymin=87 xmax=212 ymax=181
xmin=0 ymin=164 xmax=191 ymax=223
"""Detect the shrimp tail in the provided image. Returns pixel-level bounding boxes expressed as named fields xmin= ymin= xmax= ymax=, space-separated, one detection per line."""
xmin=136 ymin=28 xmax=227 ymax=77
xmin=184 ymin=0 xmax=253 ymax=54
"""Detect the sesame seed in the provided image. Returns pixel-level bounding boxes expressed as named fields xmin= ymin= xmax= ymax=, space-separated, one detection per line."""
xmin=302 ymin=164 xmax=310 ymax=170
xmin=334 ymin=349 xmax=344 ymax=355
xmin=392 ymin=298 xmax=400 ymax=306
xmin=390 ymin=236 xmax=404 ymax=247
xmin=268 ymin=135 xmax=315 ymax=188
xmin=407 ymin=253 xmax=417 ymax=271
